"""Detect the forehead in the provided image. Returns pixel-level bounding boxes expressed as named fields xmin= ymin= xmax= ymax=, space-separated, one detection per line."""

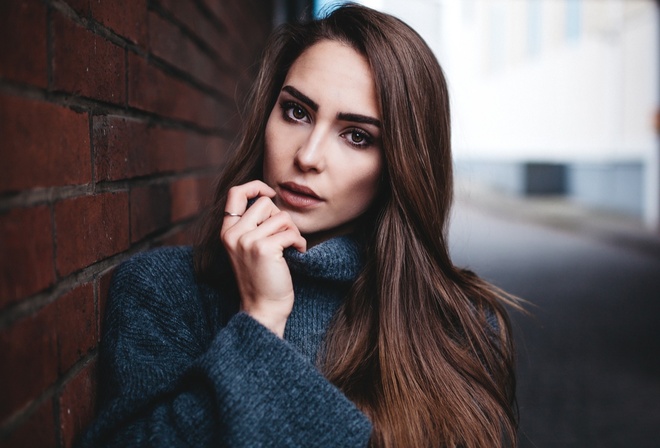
xmin=283 ymin=40 xmax=379 ymax=117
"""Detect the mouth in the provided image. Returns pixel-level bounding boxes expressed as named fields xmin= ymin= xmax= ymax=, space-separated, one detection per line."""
xmin=278 ymin=182 xmax=323 ymax=209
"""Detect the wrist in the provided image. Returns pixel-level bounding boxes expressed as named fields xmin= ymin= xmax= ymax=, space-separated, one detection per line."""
xmin=241 ymin=305 xmax=290 ymax=338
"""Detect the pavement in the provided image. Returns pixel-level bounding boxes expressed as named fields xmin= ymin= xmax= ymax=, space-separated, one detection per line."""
xmin=449 ymin=183 xmax=660 ymax=448
xmin=453 ymin=182 xmax=660 ymax=260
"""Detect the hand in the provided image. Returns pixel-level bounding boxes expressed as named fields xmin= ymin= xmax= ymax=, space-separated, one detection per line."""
xmin=220 ymin=180 xmax=307 ymax=337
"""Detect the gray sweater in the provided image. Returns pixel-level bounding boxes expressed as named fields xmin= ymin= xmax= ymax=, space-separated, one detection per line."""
xmin=78 ymin=236 xmax=372 ymax=447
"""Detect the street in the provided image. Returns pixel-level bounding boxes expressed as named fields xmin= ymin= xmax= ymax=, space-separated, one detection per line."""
xmin=449 ymin=199 xmax=660 ymax=448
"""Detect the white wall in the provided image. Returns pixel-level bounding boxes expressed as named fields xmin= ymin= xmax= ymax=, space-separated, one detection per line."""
xmin=443 ymin=0 xmax=658 ymax=162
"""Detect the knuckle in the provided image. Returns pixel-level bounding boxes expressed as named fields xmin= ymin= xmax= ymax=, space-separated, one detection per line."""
xmin=254 ymin=244 xmax=271 ymax=258
xmin=255 ymin=196 xmax=272 ymax=207
xmin=227 ymin=185 xmax=240 ymax=195
xmin=236 ymin=233 xmax=250 ymax=250
xmin=220 ymin=229 xmax=235 ymax=247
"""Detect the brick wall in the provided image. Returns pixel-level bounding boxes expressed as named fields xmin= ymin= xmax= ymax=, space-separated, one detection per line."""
xmin=0 ymin=0 xmax=274 ymax=445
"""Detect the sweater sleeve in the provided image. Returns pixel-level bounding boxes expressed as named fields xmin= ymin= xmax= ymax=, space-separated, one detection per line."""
xmin=78 ymin=250 xmax=372 ymax=448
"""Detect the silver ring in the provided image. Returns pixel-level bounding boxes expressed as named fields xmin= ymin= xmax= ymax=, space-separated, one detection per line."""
xmin=224 ymin=211 xmax=242 ymax=218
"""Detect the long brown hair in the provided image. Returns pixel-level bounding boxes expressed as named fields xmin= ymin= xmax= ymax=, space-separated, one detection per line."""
xmin=195 ymin=4 xmax=520 ymax=447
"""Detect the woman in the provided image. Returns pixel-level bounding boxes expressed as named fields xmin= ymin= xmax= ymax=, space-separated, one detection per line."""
xmin=81 ymin=3 xmax=519 ymax=447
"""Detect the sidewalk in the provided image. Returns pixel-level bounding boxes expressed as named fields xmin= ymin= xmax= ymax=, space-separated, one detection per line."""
xmin=454 ymin=181 xmax=660 ymax=260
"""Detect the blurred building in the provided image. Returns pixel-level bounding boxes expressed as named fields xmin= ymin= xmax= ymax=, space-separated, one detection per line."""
xmin=317 ymin=0 xmax=660 ymax=230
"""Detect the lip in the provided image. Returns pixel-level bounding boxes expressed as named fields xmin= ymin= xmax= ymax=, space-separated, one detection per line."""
xmin=278 ymin=182 xmax=323 ymax=209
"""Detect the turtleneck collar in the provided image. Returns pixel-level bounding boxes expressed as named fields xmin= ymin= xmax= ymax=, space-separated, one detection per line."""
xmin=284 ymin=235 xmax=363 ymax=283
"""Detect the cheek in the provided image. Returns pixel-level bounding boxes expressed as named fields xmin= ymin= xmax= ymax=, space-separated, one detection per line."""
xmin=346 ymin=156 xmax=383 ymax=205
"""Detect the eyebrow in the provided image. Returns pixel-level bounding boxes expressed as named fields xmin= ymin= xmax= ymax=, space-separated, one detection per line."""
xmin=282 ymin=85 xmax=318 ymax=112
xmin=337 ymin=112 xmax=381 ymax=128
xmin=281 ymin=85 xmax=381 ymax=128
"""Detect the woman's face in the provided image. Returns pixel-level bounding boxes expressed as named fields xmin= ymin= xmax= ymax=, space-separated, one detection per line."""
xmin=263 ymin=40 xmax=383 ymax=244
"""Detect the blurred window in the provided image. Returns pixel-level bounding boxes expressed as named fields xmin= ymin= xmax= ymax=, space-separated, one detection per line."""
xmin=566 ymin=0 xmax=581 ymax=42
xmin=527 ymin=0 xmax=542 ymax=57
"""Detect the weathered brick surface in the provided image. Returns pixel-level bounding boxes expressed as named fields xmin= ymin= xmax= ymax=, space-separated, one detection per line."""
xmin=159 ymin=0 xmax=229 ymax=62
xmin=0 ymin=0 xmax=275 ymax=442
xmin=0 ymin=206 xmax=55 ymax=308
xmin=130 ymin=184 xmax=172 ymax=243
xmin=94 ymin=116 xmax=229 ymax=180
xmin=55 ymin=193 xmax=130 ymax=277
xmin=1 ymin=398 xmax=57 ymax=448
xmin=127 ymin=52 xmax=230 ymax=129
xmin=159 ymin=226 xmax=195 ymax=247
xmin=0 ymin=303 xmax=57 ymax=423
xmin=0 ymin=0 xmax=48 ymax=88
xmin=66 ymin=0 xmax=91 ymax=18
xmin=148 ymin=10 xmax=233 ymax=93
xmin=56 ymin=284 xmax=96 ymax=373
xmin=59 ymin=360 xmax=97 ymax=448
xmin=96 ymin=268 xmax=115 ymax=340
xmin=0 ymin=94 xmax=91 ymax=193
xmin=94 ymin=116 xmax=200 ymax=181
xmin=93 ymin=115 xmax=148 ymax=181
xmin=171 ymin=177 xmax=204 ymax=222
xmin=91 ymin=0 xmax=148 ymax=46
xmin=52 ymin=12 xmax=126 ymax=104
xmin=185 ymin=134 xmax=229 ymax=169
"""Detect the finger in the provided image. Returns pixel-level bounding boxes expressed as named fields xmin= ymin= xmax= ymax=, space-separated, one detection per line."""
xmin=221 ymin=196 xmax=281 ymax=244
xmin=261 ymin=228 xmax=307 ymax=254
xmin=239 ymin=196 xmax=281 ymax=227
xmin=224 ymin=181 xmax=275 ymax=217
xmin=221 ymin=181 xmax=277 ymax=234
xmin=237 ymin=211 xmax=304 ymax=251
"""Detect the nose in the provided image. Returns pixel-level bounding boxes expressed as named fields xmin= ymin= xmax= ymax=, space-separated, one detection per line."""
xmin=294 ymin=126 xmax=328 ymax=172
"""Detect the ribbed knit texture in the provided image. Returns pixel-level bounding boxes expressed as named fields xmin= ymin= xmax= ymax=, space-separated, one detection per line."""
xmin=78 ymin=236 xmax=372 ymax=447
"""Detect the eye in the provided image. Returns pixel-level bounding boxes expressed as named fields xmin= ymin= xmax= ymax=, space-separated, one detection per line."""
xmin=351 ymin=131 xmax=366 ymax=144
xmin=291 ymin=106 xmax=306 ymax=120
xmin=342 ymin=128 xmax=373 ymax=148
xmin=281 ymin=101 xmax=310 ymax=123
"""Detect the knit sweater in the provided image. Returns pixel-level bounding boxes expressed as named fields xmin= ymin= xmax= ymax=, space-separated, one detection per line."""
xmin=78 ymin=236 xmax=372 ymax=447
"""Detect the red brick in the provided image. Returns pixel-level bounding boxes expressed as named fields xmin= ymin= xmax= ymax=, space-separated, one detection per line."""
xmin=143 ymin=127 xmax=190 ymax=174
xmin=158 ymin=0 xmax=230 ymax=61
xmin=0 ymin=206 xmax=55 ymax=308
xmin=208 ymin=1 xmax=255 ymax=65
xmin=0 ymin=0 xmax=48 ymax=88
xmin=185 ymin=134 xmax=228 ymax=169
xmin=147 ymin=128 xmax=195 ymax=172
xmin=91 ymin=0 xmax=147 ymax=45
xmin=93 ymin=116 xmax=192 ymax=181
xmin=52 ymin=12 xmax=125 ymax=104
xmin=93 ymin=115 xmax=146 ymax=181
xmin=0 ymin=94 xmax=91 ymax=193
xmin=96 ymin=267 xmax=115 ymax=340
xmin=56 ymin=284 xmax=96 ymax=373
xmin=0 ymin=303 xmax=57 ymax=423
xmin=170 ymin=177 xmax=202 ymax=222
xmin=55 ymin=192 xmax=130 ymax=277
xmin=66 ymin=0 xmax=91 ymax=18
xmin=169 ymin=174 xmax=214 ymax=224
xmin=130 ymin=185 xmax=171 ymax=243
xmin=127 ymin=52 xmax=229 ymax=129
xmin=2 ymin=398 xmax=57 ymax=448
xmin=148 ymin=11 xmax=233 ymax=94
xmin=59 ymin=359 xmax=97 ymax=448
xmin=159 ymin=226 xmax=194 ymax=247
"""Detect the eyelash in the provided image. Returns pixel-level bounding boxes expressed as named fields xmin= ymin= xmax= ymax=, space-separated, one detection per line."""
xmin=279 ymin=101 xmax=375 ymax=149
xmin=281 ymin=101 xmax=310 ymax=123
xmin=341 ymin=128 xmax=374 ymax=148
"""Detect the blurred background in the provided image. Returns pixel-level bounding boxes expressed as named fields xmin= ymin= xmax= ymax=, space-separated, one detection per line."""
xmin=1 ymin=0 xmax=659 ymax=446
